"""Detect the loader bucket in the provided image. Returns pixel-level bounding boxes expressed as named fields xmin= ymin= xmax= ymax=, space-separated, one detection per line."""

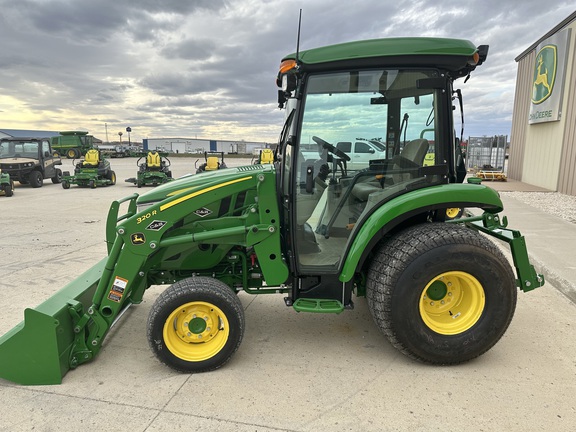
xmin=0 ymin=258 xmax=106 ymax=385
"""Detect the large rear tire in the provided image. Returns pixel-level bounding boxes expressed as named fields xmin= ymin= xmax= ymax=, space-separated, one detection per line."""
xmin=366 ymin=223 xmax=517 ymax=364
xmin=108 ymin=170 xmax=116 ymax=185
xmin=67 ymin=148 xmax=79 ymax=159
xmin=147 ymin=277 xmax=245 ymax=373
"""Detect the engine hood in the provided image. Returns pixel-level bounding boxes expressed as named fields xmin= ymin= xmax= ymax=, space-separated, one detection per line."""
xmin=0 ymin=157 xmax=37 ymax=166
xmin=136 ymin=164 xmax=275 ymax=205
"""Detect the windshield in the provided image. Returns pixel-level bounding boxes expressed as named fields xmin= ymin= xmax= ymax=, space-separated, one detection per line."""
xmin=0 ymin=141 xmax=40 ymax=159
xmin=292 ymin=68 xmax=446 ymax=272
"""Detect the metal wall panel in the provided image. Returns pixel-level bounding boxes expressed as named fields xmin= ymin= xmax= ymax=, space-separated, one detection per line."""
xmin=557 ymin=24 xmax=576 ymax=195
xmin=508 ymin=51 xmax=534 ymax=180
xmin=509 ymin=19 xmax=576 ymax=194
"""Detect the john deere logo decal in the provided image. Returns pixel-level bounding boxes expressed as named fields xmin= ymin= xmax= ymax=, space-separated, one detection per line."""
xmin=532 ymin=45 xmax=557 ymax=104
xmin=131 ymin=232 xmax=146 ymax=245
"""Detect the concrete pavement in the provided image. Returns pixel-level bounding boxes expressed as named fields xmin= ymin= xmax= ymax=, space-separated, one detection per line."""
xmin=483 ymin=178 xmax=576 ymax=303
xmin=0 ymin=159 xmax=575 ymax=432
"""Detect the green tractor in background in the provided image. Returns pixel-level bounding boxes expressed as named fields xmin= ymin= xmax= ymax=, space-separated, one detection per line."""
xmin=125 ymin=151 xmax=173 ymax=188
xmin=51 ymin=131 xmax=95 ymax=159
xmin=61 ymin=149 xmax=117 ymax=189
xmin=0 ymin=168 xmax=14 ymax=197
xmin=0 ymin=37 xmax=544 ymax=385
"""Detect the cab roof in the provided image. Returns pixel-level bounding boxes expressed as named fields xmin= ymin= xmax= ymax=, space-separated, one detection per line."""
xmin=283 ymin=37 xmax=483 ymax=75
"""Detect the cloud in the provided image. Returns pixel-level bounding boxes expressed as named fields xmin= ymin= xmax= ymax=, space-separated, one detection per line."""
xmin=0 ymin=0 xmax=573 ymax=142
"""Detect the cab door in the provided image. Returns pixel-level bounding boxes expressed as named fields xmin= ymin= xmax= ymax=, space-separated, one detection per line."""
xmin=41 ymin=139 xmax=57 ymax=178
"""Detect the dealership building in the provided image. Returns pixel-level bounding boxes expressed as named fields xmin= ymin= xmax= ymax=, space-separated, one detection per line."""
xmin=509 ymin=11 xmax=576 ymax=196
xmin=142 ymin=137 xmax=272 ymax=155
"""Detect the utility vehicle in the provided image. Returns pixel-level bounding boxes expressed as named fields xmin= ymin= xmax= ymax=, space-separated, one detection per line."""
xmin=0 ymin=137 xmax=62 ymax=187
xmin=0 ymin=37 xmax=543 ymax=385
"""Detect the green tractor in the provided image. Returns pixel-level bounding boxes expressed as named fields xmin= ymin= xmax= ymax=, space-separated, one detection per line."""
xmin=0 ymin=168 xmax=14 ymax=197
xmin=0 ymin=37 xmax=544 ymax=385
xmin=125 ymin=150 xmax=173 ymax=188
xmin=61 ymin=149 xmax=117 ymax=189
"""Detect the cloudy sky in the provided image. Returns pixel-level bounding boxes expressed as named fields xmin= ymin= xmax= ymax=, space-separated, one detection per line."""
xmin=0 ymin=0 xmax=574 ymax=144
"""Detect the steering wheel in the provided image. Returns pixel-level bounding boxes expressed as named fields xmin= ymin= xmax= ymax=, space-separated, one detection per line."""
xmin=312 ymin=136 xmax=351 ymax=162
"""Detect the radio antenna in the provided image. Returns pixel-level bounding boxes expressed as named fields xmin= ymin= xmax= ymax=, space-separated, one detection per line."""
xmin=296 ymin=9 xmax=302 ymax=64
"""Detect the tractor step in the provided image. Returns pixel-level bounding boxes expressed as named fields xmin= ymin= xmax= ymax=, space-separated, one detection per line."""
xmin=292 ymin=298 xmax=344 ymax=314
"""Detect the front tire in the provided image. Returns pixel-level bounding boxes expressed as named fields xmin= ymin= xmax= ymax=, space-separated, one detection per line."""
xmin=366 ymin=223 xmax=517 ymax=365
xmin=147 ymin=277 xmax=245 ymax=373
xmin=4 ymin=180 xmax=14 ymax=197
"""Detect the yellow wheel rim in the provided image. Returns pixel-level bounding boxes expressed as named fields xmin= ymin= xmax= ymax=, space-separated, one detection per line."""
xmin=163 ymin=301 xmax=229 ymax=362
xmin=446 ymin=208 xmax=461 ymax=219
xmin=419 ymin=271 xmax=485 ymax=335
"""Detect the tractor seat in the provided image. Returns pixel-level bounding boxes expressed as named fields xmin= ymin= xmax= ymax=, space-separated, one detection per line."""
xmin=259 ymin=149 xmax=274 ymax=164
xmin=206 ymin=156 xmax=220 ymax=171
xmin=351 ymin=139 xmax=429 ymax=201
xmin=82 ymin=149 xmax=101 ymax=167
xmin=147 ymin=151 xmax=161 ymax=170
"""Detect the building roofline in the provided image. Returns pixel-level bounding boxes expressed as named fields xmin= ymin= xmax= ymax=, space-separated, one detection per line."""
xmin=516 ymin=11 xmax=576 ymax=62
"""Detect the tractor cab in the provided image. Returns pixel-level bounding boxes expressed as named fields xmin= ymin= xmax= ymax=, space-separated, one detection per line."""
xmin=275 ymin=38 xmax=488 ymax=298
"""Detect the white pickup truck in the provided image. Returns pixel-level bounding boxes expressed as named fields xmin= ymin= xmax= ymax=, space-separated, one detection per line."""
xmin=302 ymin=139 xmax=387 ymax=171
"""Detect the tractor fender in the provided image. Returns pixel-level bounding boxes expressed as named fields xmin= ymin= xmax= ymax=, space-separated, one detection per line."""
xmin=339 ymin=183 xmax=504 ymax=282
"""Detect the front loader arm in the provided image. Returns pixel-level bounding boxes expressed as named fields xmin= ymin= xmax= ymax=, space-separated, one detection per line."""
xmin=73 ymin=169 xmax=288 ymax=369
xmin=0 ymin=167 xmax=287 ymax=384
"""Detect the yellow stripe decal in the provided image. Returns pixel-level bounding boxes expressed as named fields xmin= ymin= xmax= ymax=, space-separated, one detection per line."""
xmin=160 ymin=176 xmax=253 ymax=212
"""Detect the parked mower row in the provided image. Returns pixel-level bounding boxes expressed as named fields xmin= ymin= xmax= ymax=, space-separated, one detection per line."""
xmin=0 ymin=141 xmax=235 ymax=197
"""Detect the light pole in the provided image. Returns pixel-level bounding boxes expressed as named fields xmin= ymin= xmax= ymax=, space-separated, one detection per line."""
xmin=126 ymin=127 xmax=132 ymax=146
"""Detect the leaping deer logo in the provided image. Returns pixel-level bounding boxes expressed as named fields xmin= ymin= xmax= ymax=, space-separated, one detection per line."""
xmin=131 ymin=233 xmax=146 ymax=245
xmin=533 ymin=56 xmax=550 ymax=93
xmin=532 ymin=45 xmax=556 ymax=104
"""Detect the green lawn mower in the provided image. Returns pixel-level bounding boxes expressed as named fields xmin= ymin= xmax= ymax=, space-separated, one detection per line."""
xmin=125 ymin=151 xmax=173 ymax=188
xmin=0 ymin=168 xmax=14 ymax=197
xmin=195 ymin=151 xmax=227 ymax=173
xmin=61 ymin=149 xmax=116 ymax=189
